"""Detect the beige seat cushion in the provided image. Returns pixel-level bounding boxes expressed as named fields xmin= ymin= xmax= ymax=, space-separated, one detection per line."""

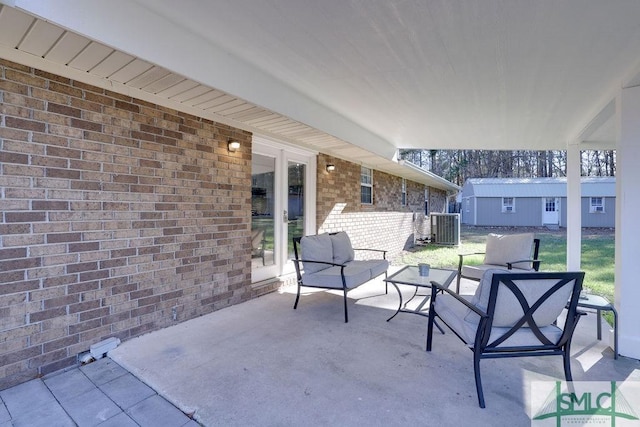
xmin=483 ymin=233 xmax=534 ymax=269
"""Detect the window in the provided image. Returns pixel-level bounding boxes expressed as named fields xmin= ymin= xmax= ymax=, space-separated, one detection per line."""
xmin=425 ymin=188 xmax=430 ymax=215
xmin=590 ymin=197 xmax=605 ymax=213
xmin=401 ymin=178 xmax=407 ymax=206
xmin=361 ymin=167 xmax=373 ymax=204
xmin=502 ymin=197 xmax=515 ymax=213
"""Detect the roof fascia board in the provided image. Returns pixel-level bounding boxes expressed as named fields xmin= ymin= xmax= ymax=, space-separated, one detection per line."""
xmin=11 ymin=0 xmax=397 ymax=160
xmin=399 ymin=160 xmax=460 ymax=192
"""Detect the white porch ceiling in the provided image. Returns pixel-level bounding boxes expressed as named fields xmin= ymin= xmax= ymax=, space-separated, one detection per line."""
xmin=3 ymin=0 xmax=640 ymax=187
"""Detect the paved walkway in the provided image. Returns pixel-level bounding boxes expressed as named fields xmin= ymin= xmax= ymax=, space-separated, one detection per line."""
xmin=0 ymin=357 xmax=198 ymax=427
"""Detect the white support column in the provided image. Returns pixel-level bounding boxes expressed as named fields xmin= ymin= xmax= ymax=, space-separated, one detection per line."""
xmin=566 ymin=142 xmax=582 ymax=271
xmin=616 ymin=87 xmax=640 ymax=359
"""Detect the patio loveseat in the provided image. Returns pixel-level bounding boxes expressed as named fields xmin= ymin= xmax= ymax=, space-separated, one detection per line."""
xmin=292 ymin=232 xmax=389 ymax=322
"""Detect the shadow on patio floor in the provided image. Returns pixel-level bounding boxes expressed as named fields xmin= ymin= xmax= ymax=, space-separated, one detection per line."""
xmin=108 ymin=271 xmax=640 ymax=426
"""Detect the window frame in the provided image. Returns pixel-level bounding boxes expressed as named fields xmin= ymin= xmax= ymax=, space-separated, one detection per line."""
xmin=401 ymin=178 xmax=407 ymax=206
xmin=502 ymin=197 xmax=515 ymax=213
xmin=590 ymin=196 xmax=605 ymax=213
xmin=361 ymin=166 xmax=373 ymax=205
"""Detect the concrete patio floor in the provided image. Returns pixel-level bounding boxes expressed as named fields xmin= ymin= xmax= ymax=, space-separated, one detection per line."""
xmin=2 ymin=269 xmax=639 ymax=426
xmin=109 ymin=270 xmax=639 ymax=426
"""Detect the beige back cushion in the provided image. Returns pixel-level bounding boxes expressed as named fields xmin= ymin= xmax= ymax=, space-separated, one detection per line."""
xmin=330 ymin=232 xmax=355 ymax=264
xmin=300 ymin=233 xmax=333 ymax=274
xmin=465 ymin=269 xmax=573 ymax=327
xmin=483 ymin=233 xmax=534 ymax=269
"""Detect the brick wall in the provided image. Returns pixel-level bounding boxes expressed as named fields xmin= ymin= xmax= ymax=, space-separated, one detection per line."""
xmin=0 ymin=59 xmax=253 ymax=389
xmin=317 ymin=154 xmax=433 ymax=256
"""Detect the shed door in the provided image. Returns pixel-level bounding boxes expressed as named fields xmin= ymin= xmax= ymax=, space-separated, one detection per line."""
xmin=542 ymin=197 xmax=560 ymax=225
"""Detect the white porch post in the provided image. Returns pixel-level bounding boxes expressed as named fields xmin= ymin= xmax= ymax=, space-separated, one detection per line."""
xmin=566 ymin=142 xmax=581 ymax=271
xmin=616 ymin=86 xmax=640 ymax=359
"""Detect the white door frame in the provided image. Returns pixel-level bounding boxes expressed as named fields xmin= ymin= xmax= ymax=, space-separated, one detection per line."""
xmin=542 ymin=197 xmax=560 ymax=225
xmin=252 ymin=136 xmax=316 ymax=282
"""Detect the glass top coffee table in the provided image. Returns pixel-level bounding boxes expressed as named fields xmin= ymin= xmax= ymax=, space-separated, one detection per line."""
xmin=384 ymin=266 xmax=457 ymax=322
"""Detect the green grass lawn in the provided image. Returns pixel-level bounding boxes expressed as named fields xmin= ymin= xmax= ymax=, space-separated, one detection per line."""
xmin=392 ymin=226 xmax=615 ymax=303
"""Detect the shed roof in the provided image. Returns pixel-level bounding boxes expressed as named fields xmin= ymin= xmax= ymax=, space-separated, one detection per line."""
xmin=464 ymin=177 xmax=615 ymax=198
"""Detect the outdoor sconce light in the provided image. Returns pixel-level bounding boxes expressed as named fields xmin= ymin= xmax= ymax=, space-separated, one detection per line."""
xmin=228 ymin=140 xmax=241 ymax=152
xmin=326 ymin=164 xmax=336 ymax=172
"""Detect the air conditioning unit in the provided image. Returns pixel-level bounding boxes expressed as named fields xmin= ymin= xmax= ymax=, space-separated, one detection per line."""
xmin=430 ymin=213 xmax=460 ymax=246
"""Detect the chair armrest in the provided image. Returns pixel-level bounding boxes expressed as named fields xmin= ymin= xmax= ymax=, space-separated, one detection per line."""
xmin=458 ymin=252 xmax=485 ymax=258
xmin=429 ymin=281 xmax=489 ymax=319
xmin=353 ymin=248 xmax=388 ymax=259
xmin=506 ymin=259 xmax=543 ymax=270
xmin=293 ymin=259 xmax=345 ymax=269
xmin=458 ymin=252 xmax=486 ymax=272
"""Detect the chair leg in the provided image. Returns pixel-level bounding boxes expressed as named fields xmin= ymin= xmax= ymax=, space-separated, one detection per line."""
xmin=456 ymin=274 xmax=461 ymax=294
xmin=343 ymin=289 xmax=349 ymax=323
xmin=473 ymin=351 xmax=486 ymax=408
xmin=384 ymin=271 xmax=388 ymax=294
xmin=426 ymin=309 xmax=435 ymax=351
xmin=563 ymin=343 xmax=573 ymax=382
xmin=293 ymin=283 xmax=301 ymax=310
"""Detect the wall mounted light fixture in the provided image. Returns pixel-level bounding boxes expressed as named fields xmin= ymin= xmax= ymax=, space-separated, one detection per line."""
xmin=326 ymin=164 xmax=336 ymax=172
xmin=228 ymin=140 xmax=241 ymax=152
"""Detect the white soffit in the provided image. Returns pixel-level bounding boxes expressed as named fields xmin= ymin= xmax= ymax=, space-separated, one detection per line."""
xmin=0 ymin=2 xmax=457 ymax=191
xmin=127 ymin=0 xmax=640 ymax=151
xmin=8 ymin=0 xmax=640 ymax=154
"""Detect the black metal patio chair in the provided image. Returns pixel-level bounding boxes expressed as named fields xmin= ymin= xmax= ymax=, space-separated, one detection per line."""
xmin=427 ymin=269 xmax=585 ymax=408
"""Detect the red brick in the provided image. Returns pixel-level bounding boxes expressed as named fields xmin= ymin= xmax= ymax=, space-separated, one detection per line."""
xmin=68 ymin=242 xmax=100 ymax=253
xmin=70 ymin=118 xmax=102 ymax=132
xmin=43 ymin=295 xmax=79 ymax=310
xmin=5 ymin=117 xmax=46 ymax=133
xmin=0 ymin=151 xmax=28 ymax=164
xmin=46 ymin=146 xmax=81 ymax=159
xmin=5 ymin=212 xmax=46 ymax=223
xmin=0 ymin=248 xmax=27 ymax=260
xmin=33 ymin=69 xmax=70 ymax=84
xmin=47 ymin=233 xmax=82 ymax=244
xmin=29 ymin=307 xmax=67 ymax=323
xmin=68 ymin=300 xmax=101 ymax=314
xmin=68 ymin=318 xmax=101 ymax=335
xmin=0 ymin=257 xmax=41 ymax=270
xmin=79 ymin=307 xmax=110 ymax=322
xmin=115 ymin=100 xmax=140 ymax=113
xmin=49 ymin=81 xmax=83 ymax=97
xmin=43 ymin=335 xmax=79 ymax=353
xmin=39 ymin=355 xmax=76 ymax=376
xmin=66 ymin=261 xmax=98 ymax=274
xmin=0 ymin=346 xmax=42 ymax=366
xmin=0 ymin=279 xmax=38 ymax=295
xmin=46 ymin=168 xmax=81 ymax=179
xmin=32 ymin=201 xmax=69 ymax=211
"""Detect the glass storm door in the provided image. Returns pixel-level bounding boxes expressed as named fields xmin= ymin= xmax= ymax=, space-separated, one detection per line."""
xmin=285 ymin=160 xmax=305 ymax=274
xmin=251 ymin=152 xmax=277 ymax=281
xmin=252 ymin=139 xmax=315 ymax=282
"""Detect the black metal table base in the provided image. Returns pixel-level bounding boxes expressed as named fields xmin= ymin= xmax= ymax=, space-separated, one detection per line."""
xmin=386 ymin=282 xmax=445 ymax=334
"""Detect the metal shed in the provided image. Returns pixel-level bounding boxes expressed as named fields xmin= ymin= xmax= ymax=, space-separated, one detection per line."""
xmin=461 ymin=177 xmax=615 ymax=228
